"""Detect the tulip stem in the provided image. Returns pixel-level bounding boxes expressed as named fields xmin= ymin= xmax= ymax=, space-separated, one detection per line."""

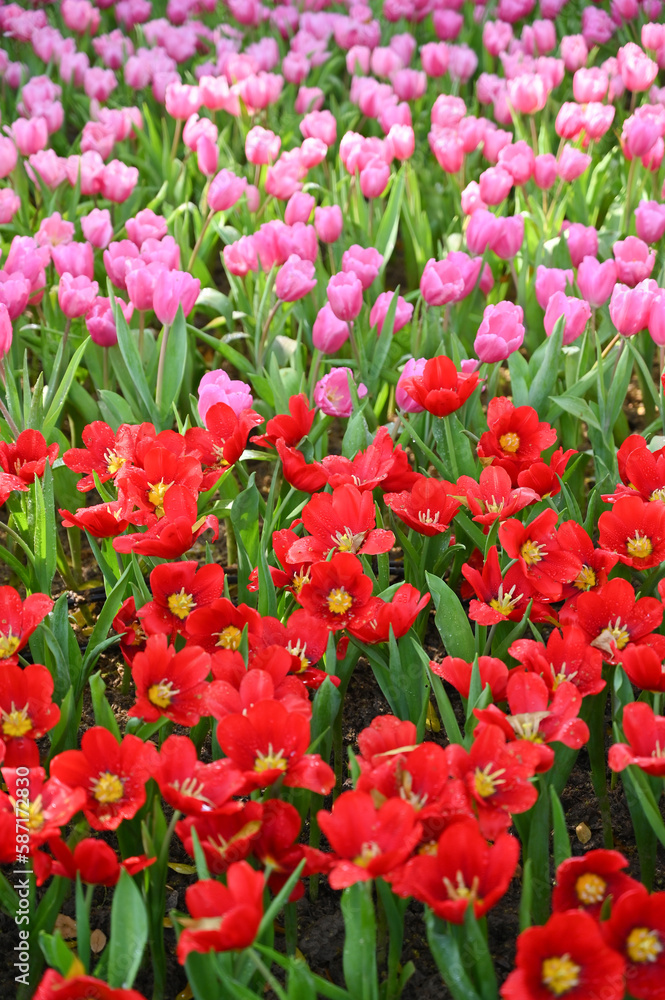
xmin=138 ymin=310 xmax=145 ymax=359
xmin=623 ymin=157 xmax=637 ymax=234
xmin=188 ymin=206 xmax=215 ymax=272
xmin=258 ymin=299 xmax=280 ymax=368
xmin=155 ymin=323 xmax=170 ymax=411
xmin=169 ymin=119 xmax=182 ymax=163
xmin=443 ymin=414 xmax=459 ymax=481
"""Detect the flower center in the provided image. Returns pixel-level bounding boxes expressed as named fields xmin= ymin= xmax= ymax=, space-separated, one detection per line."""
xmin=626 ymin=531 xmax=653 ymax=560
xmin=575 ymin=872 xmax=606 ymax=905
xmin=473 ymin=763 xmax=506 ymax=798
xmin=2 ymin=703 xmax=32 ymax=738
xmin=148 ymin=679 xmax=179 ymax=708
xmin=521 ymin=539 xmax=545 ymax=566
xmin=91 ymin=771 xmax=125 ymax=804
xmin=541 ymin=955 xmax=581 ymax=994
xmin=15 ymin=794 xmax=44 ymax=832
xmin=254 ymin=744 xmax=288 ymax=773
xmin=507 ymin=711 xmax=549 ymax=742
xmin=353 ymin=841 xmax=382 ymax=867
xmin=0 ymin=632 xmax=20 ymax=659
xmin=499 ymin=432 xmax=520 ymax=454
xmin=215 ymin=625 xmax=242 ymax=650
xmin=489 ymin=584 xmax=522 ymax=616
xmin=650 ymin=488 xmax=665 ymax=502
xmin=573 ymin=564 xmax=596 ymax=591
xmin=327 ymin=587 xmax=353 ymax=614
xmin=147 ymin=479 xmax=172 ymax=517
xmin=334 ymin=527 xmax=364 ymax=553
xmin=551 ymin=661 xmax=578 ymax=690
xmin=627 ymin=926 xmax=663 ymax=963
xmin=443 ymin=871 xmax=481 ymax=902
xmin=286 ymin=639 xmax=310 ymax=671
xmin=105 ymin=449 xmax=126 ymax=475
xmin=291 ymin=570 xmax=310 ymax=595
xmin=167 ymin=589 xmax=196 ymax=619
xmin=592 ymin=618 xmax=630 ymax=654
xmin=418 ymin=508 xmax=441 ymax=526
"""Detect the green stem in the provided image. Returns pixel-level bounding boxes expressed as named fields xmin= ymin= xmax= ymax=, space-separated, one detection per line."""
xmin=188 ymin=206 xmax=215 ymax=272
xmin=155 ymin=323 xmax=171 ymax=411
xmin=443 ymin=414 xmax=459 ymax=481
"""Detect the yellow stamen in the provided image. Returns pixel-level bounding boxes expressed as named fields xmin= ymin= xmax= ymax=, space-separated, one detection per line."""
xmin=352 ymin=841 xmax=381 ymax=867
xmin=575 ymin=872 xmax=606 ymax=905
xmin=91 ymin=772 xmax=124 ymax=804
xmin=167 ymin=589 xmax=196 ymax=619
xmin=499 ymin=432 xmax=520 ymax=454
xmin=327 ymin=588 xmax=353 ymax=614
xmin=105 ymin=450 xmax=126 ymax=475
xmin=521 ymin=539 xmax=545 ymax=566
xmin=147 ymin=480 xmax=171 ymax=517
xmin=473 ymin=763 xmax=506 ymax=798
xmin=573 ymin=565 xmax=596 ymax=591
xmin=489 ymin=585 xmax=522 ymax=616
xmin=0 ymin=632 xmax=20 ymax=659
xmin=541 ymin=955 xmax=581 ymax=994
xmin=215 ymin=625 xmax=242 ymax=650
xmin=148 ymin=680 xmax=179 ymax=709
xmin=626 ymin=531 xmax=653 ymax=560
xmin=443 ymin=871 xmax=481 ymax=903
xmin=254 ymin=744 xmax=288 ymax=773
xmin=627 ymin=927 xmax=663 ymax=963
xmin=2 ymin=703 xmax=32 ymax=738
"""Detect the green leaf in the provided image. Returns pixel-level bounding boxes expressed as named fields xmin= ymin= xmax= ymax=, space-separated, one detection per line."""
xmin=550 ymin=785 xmax=572 ymax=870
xmin=38 ymin=931 xmax=78 ymax=978
xmin=157 ymin=305 xmax=188 ymax=421
xmin=108 ymin=869 xmax=148 ymax=989
xmin=375 ymin=165 xmax=405 ymax=268
xmin=80 ymin=564 xmax=131 ymax=696
xmin=549 ymin=393 xmax=602 ymax=433
xmin=528 ymin=316 xmax=564 ymax=413
xmin=89 ymin=671 xmax=122 ymax=741
xmin=341 ymin=882 xmax=378 ymax=1000
xmin=508 ymin=351 xmax=530 ymax=408
xmin=43 ymin=338 xmax=90 ymax=437
xmin=426 ymin=572 xmax=475 ymax=660
xmin=108 ymin=285 xmax=158 ymax=422
xmin=425 ymin=910 xmax=482 ymax=1000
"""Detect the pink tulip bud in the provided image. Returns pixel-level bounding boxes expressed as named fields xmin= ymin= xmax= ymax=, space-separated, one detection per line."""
xmin=479 ymin=166 xmax=513 ymax=206
xmin=533 ymin=153 xmax=557 ymax=190
xmin=300 ymin=110 xmax=337 ymax=148
xmin=152 ymin=269 xmax=200 ymax=325
xmin=10 ymin=117 xmax=48 ymax=157
xmin=564 ymin=223 xmax=598 ymax=267
xmin=327 ymin=272 xmax=363 ymax=322
xmin=0 ymin=303 xmax=12 ymax=359
xmin=314 ymin=367 xmax=368 ymax=417
xmin=81 ymin=208 xmax=113 ymax=249
xmin=312 ymin=303 xmax=349 ymax=353
xmin=0 ymin=271 xmax=30 ymax=320
xmin=420 ymin=258 xmax=465 ymax=306
xmin=613 ymin=236 xmax=656 ymax=287
xmin=507 ymin=73 xmax=548 ymax=115
xmin=557 ymin=145 xmax=592 ymax=182
xmin=610 ymin=280 xmax=657 ymax=336
xmin=370 ymin=291 xmax=413 ymax=335
xmin=165 ymin=82 xmax=201 ymax=120
xmin=196 ymin=135 xmax=219 ymax=176
xmin=284 ymin=192 xmax=315 ymax=227
xmin=0 ymin=189 xmax=20 ymax=224
xmin=555 ymin=103 xmax=585 ymax=141
xmin=561 ymin=34 xmax=589 ymax=73
xmin=245 ymin=126 xmax=281 ymax=166
xmin=618 ymin=42 xmax=658 ymax=92
xmin=461 ymin=181 xmax=486 ymax=215
xmin=466 ymin=209 xmax=498 ymax=255
xmin=421 ymin=42 xmax=449 ymax=78
xmin=577 ymin=257 xmax=618 ymax=308
xmin=648 ymin=288 xmax=665 ymax=345
xmin=544 ymin=292 xmax=591 ymax=345
xmin=245 ymin=184 xmax=260 ymax=213
xmin=100 ymin=160 xmax=139 ymax=203
xmin=498 ymin=140 xmax=535 ymax=186
xmin=314 ymin=206 xmax=343 ymax=244
xmin=208 ymin=169 xmax=247 ymax=213
xmin=85 ymin=296 xmax=133 ymax=347
xmin=573 ymin=67 xmax=609 ymax=102
xmin=35 ymin=213 xmax=75 ymax=250
xmin=0 ymin=137 xmax=18 ymax=178
xmin=488 ymin=215 xmax=524 ymax=260
xmin=535 ymin=266 xmax=574 ymax=310
xmin=58 ymin=273 xmax=98 ymax=318
xmin=51 ymin=242 xmax=95 ymax=280
xmin=275 ymin=254 xmax=317 ymax=302
xmin=359 ymin=157 xmax=391 ymax=199
xmin=635 ymin=201 xmax=665 ymax=243
xmin=387 ymin=124 xmax=415 ymax=161
xmin=342 ymin=246 xmax=383 ymax=290
xmin=474 ymin=301 xmax=525 ymax=363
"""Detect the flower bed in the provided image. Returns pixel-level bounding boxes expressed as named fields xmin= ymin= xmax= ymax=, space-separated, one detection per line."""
xmin=1 ymin=1 xmax=665 ymax=999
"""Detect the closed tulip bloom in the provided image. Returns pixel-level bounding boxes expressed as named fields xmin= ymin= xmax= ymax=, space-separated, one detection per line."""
xmin=326 ymin=272 xmax=363 ymax=322
xmin=0 ymin=189 xmax=20 ymax=224
xmin=613 ymin=236 xmax=655 ymax=287
xmin=461 ymin=181 xmax=486 ymax=215
xmin=198 ymin=370 xmax=253 ymax=423
xmin=312 ymin=303 xmax=349 ymax=352
xmin=58 ymin=273 xmax=99 ymax=318
xmin=565 ymin=223 xmax=598 ymax=267
xmin=0 ymin=302 xmax=12 ymax=358
xmin=557 ymin=145 xmax=591 ymax=182
xmin=648 ymin=289 xmax=665 ymax=346
xmin=10 ymin=117 xmax=48 ymax=156
xmin=420 ymin=258 xmax=465 ymax=306
xmin=370 ymin=291 xmax=413 ymax=335
xmin=359 ymin=158 xmax=390 ymax=199
xmin=535 ymin=266 xmax=574 ymax=310
xmin=51 ymin=242 xmax=94 ymax=280
xmin=208 ymin=169 xmax=247 ymax=213
xmin=498 ymin=141 xmax=534 ymax=186
xmin=544 ymin=292 xmax=591 ymax=345
xmin=314 ymin=206 xmax=343 ymax=243
xmin=618 ymin=42 xmax=658 ymax=91
xmin=421 ymin=42 xmax=449 ymax=77
xmin=275 ymin=255 xmax=317 ymax=302
xmin=387 ymin=124 xmax=415 ymax=161
xmin=100 ymin=160 xmax=138 ymax=203
xmin=561 ymin=34 xmax=589 ymax=72
xmin=635 ymin=201 xmax=665 ymax=243
xmin=573 ymin=67 xmax=608 ymax=102
xmin=81 ymin=208 xmax=113 ymax=249
xmin=466 ymin=209 xmax=498 ymax=255
xmin=623 ymin=115 xmax=660 ymax=158
xmin=165 ymin=82 xmax=201 ymax=119
xmin=609 ymin=280 xmax=656 ymax=336
xmin=555 ymin=102 xmax=585 ymax=141
xmin=428 ymin=128 xmax=464 ymax=173
xmin=533 ymin=153 xmax=557 ymax=190
xmin=85 ymin=296 xmax=133 ymax=347
xmin=577 ymin=257 xmax=618 ymax=308
xmin=285 ymin=192 xmax=315 ymax=226
xmin=126 ymin=262 xmax=166 ymax=312
xmin=342 ymin=246 xmax=383 ymax=290
xmin=245 ymin=125 xmax=280 ymax=165
xmin=153 ymin=270 xmax=201 ymax=325
xmin=584 ymin=103 xmax=616 ymax=141
xmin=474 ymin=301 xmax=525 ymax=363
xmin=0 ymin=136 xmax=18 ymax=178
xmin=507 ymin=73 xmax=548 ymax=114
xmin=479 ymin=166 xmax=513 ymax=205
xmin=196 ymin=135 xmax=219 ymax=176
xmin=488 ymin=215 xmax=524 ymax=260
xmin=300 ymin=110 xmax=337 ymax=147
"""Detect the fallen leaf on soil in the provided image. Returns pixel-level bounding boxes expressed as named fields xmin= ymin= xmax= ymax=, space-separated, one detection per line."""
xmin=168 ymin=862 xmax=197 ymax=874
xmin=90 ymin=929 xmax=106 ymax=953
xmin=176 ymin=986 xmax=193 ymax=1000
xmin=576 ymin=822 xmax=591 ymax=844
xmin=55 ymin=914 xmax=77 ymax=940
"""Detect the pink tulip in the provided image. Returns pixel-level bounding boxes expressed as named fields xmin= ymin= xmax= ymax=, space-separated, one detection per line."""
xmin=466 ymin=209 xmax=498 ymax=255
xmin=420 ymin=258 xmax=465 ymax=306
xmin=81 ymin=208 xmax=113 ymax=249
xmin=613 ymin=236 xmax=656 ymax=287
xmin=285 ymin=193 xmax=315 ymax=227
xmin=58 ymin=273 xmax=98 ymax=318
xmin=245 ymin=126 xmax=281 ymax=165
xmin=584 ymin=104 xmax=616 ymax=141
xmin=635 ymin=201 xmax=665 ymax=243
xmin=610 ymin=280 xmax=657 ymax=336
xmin=498 ymin=141 xmax=535 ymax=186
xmin=100 ymin=160 xmax=139 ymax=203
xmin=275 ymin=255 xmax=317 ymax=302
xmin=342 ymin=246 xmax=383 ymax=290
xmin=152 ymin=269 xmax=200 ymax=325
xmin=648 ymin=289 xmax=665 ymax=345
xmin=461 ymin=181 xmax=486 ymax=215
xmin=557 ymin=145 xmax=592 ymax=182
xmin=35 ymin=213 xmax=75 ymax=250
xmin=0 ymin=272 xmax=30 ymax=320
xmin=0 ymin=136 xmax=18 ymax=178
xmin=369 ymin=291 xmax=413 ymax=335
xmin=312 ymin=303 xmax=349 ymax=353
xmin=300 ymin=110 xmax=337 ymax=148
xmin=85 ymin=296 xmax=133 ymax=347
xmin=474 ymin=301 xmax=525 ymax=362
xmin=165 ymin=82 xmax=201 ymax=119
xmin=446 ymin=252 xmax=483 ymax=298
xmin=535 ymin=266 xmax=574 ymax=310
xmin=421 ymin=42 xmax=449 ymax=78
xmin=573 ymin=67 xmax=608 ymax=102
xmin=483 ymin=20 xmax=513 ymax=57
xmin=564 ymin=223 xmax=598 ymax=268
xmin=51 ymin=242 xmax=94 ymax=280
xmin=555 ymin=103 xmax=585 ymax=141
xmin=223 ymin=237 xmax=259 ymax=278
xmin=582 ymin=8 xmax=616 ymax=47
xmin=488 ymin=215 xmax=524 ymax=260
xmin=544 ymin=292 xmax=591 ymax=345
xmin=314 ymin=367 xmax=368 ymax=418
xmin=577 ymin=257 xmax=618 ymax=308
xmin=125 ymin=262 xmax=167 ymax=313
xmin=10 ymin=117 xmax=48 ymax=156
xmin=0 ymin=189 xmax=20 ymax=224
xmin=561 ymin=34 xmax=589 ymax=73
xmin=198 ymin=369 xmax=253 ymax=425
xmin=359 ymin=158 xmax=391 ymax=199
xmin=196 ymin=135 xmax=219 ymax=177
xmin=507 ymin=73 xmax=548 ymax=114
xmin=387 ymin=124 xmax=415 ymax=161
xmin=126 ymin=209 xmax=168 ymax=248
xmin=327 ymin=272 xmax=363 ymax=322
xmin=433 ymin=9 xmax=463 ymax=40
xmin=533 ymin=154 xmax=557 ymax=190
xmin=618 ymin=42 xmax=658 ymax=92
xmin=208 ymin=169 xmax=247 ymax=213
xmin=0 ymin=303 xmax=12 ymax=359
xmin=623 ymin=115 xmax=660 ymax=158
xmin=66 ymin=152 xmax=106 ymax=196
xmin=478 ymin=166 xmax=513 ymax=206
xmin=314 ymin=206 xmax=343 ymax=244
xmin=482 ymin=127 xmax=512 ymax=165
